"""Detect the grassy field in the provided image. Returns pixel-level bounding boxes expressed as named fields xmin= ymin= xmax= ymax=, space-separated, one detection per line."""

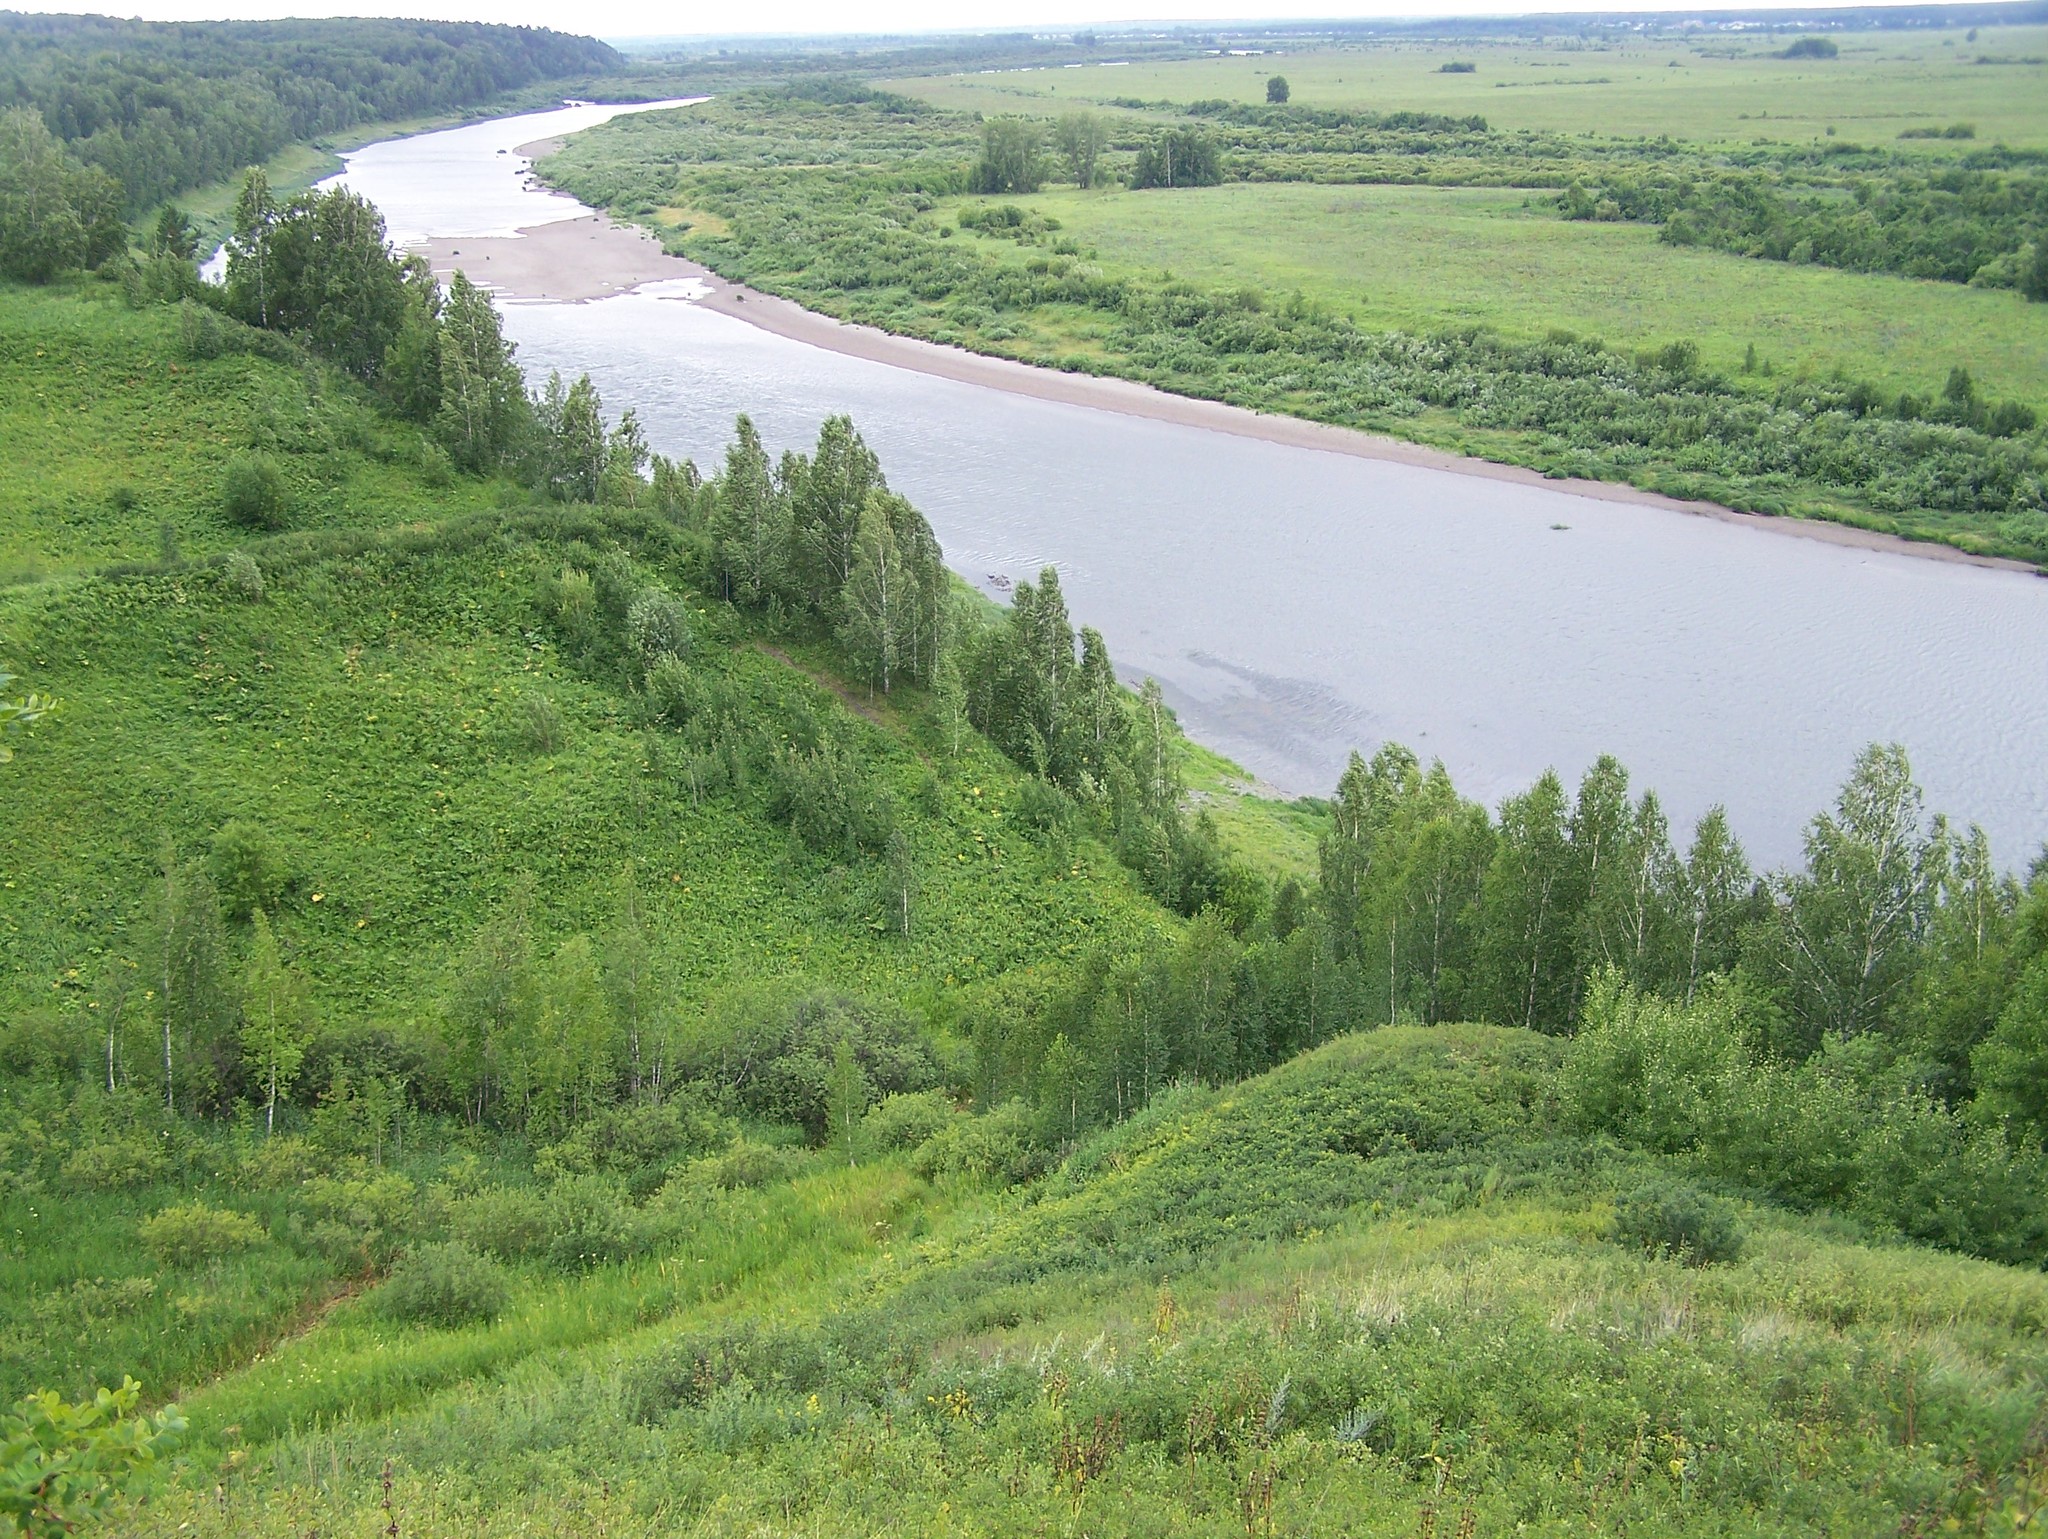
xmin=996 ymin=180 xmax=2048 ymax=405
xmin=889 ymin=24 xmax=2048 ymax=149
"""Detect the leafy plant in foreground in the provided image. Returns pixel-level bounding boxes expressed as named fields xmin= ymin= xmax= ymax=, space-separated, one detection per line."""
xmin=1 ymin=1378 xmax=182 ymax=1538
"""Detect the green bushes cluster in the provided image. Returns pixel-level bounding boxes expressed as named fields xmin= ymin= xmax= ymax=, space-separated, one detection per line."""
xmin=137 ymin=1202 xmax=266 ymax=1268
xmin=1563 ymin=974 xmax=2048 ymax=1264
xmin=376 ymin=1241 xmax=509 ymax=1327
xmin=219 ymin=452 xmax=289 ymax=532
xmin=1612 ymin=1179 xmax=1745 ymax=1265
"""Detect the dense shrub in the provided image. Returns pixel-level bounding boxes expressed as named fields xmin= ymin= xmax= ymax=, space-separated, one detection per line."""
xmin=535 ymin=1099 xmax=735 ymax=1195
xmin=60 ymin=1136 xmax=168 ymax=1193
xmin=378 ymin=1241 xmax=510 ymax=1327
xmin=138 ymin=1202 xmax=266 ymax=1268
xmin=446 ymin=1184 xmax=553 ymax=1262
xmin=293 ymin=1168 xmax=416 ymax=1265
xmin=220 ymin=452 xmax=289 ymax=531
xmin=689 ymin=1138 xmax=807 ymax=1190
xmin=219 ymin=551 xmax=265 ymax=602
xmin=543 ymin=1174 xmax=636 ymax=1271
xmin=208 ymin=819 xmax=289 ymax=921
xmin=626 ymin=588 xmax=693 ymax=675
xmin=1613 ymin=1180 xmax=1745 ymax=1266
xmin=862 ymin=1090 xmax=957 ymax=1152
xmin=910 ymin=1099 xmax=1041 ymax=1186
xmin=684 ymin=981 xmax=939 ymax=1143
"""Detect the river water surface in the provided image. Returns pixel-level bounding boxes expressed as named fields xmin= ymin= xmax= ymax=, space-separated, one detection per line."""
xmin=326 ymin=103 xmax=2048 ymax=868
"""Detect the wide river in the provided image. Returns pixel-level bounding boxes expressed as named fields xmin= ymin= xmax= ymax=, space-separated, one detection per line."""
xmin=327 ymin=102 xmax=2048 ymax=868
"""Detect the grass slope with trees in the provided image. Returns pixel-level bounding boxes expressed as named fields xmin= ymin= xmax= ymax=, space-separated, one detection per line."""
xmin=3 ymin=24 xmax=2048 ymax=1539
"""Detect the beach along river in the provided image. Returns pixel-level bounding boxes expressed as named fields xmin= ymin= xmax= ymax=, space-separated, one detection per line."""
xmin=326 ymin=102 xmax=2048 ymax=869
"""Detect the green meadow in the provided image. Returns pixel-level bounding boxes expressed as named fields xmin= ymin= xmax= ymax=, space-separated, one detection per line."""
xmin=891 ymin=24 xmax=2048 ymax=149
xmin=958 ymin=180 xmax=2048 ymax=406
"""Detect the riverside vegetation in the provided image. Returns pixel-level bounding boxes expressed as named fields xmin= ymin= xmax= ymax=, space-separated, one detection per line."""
xmin=4 ymin=16 xmax=2048 ymax=1539
xmin=540 ymin=26 xmax=2048 ymax=565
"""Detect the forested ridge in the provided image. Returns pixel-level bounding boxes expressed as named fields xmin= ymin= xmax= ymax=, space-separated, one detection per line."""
xmin=4 ymin=58 xmax=2048 ymax=1539
xmin=0 ymin=13 xmax=622 ymax=212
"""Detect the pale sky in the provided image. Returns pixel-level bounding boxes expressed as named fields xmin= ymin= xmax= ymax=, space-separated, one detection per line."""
xmin=93 ymin=0 xmax=1906 ymax=45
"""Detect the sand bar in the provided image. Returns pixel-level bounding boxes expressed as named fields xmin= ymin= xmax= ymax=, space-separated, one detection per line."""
xmin=416 ymin=207 xmax=2043 ymax=578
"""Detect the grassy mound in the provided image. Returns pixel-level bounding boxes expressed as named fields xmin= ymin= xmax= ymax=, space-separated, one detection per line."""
xmin=118 ymin=1027 xmax=2048 ymax=1536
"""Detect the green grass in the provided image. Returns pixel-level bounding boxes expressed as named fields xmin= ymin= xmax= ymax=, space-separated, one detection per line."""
xmin=996 ymin=180 xmax=2048 ymax=407
xmin=104 ymin=1028 xmax=2048 ymax=1536
xmin=889 ymin=25 xmax=2048 ymax=150
xmin=0 ymin=283 xmax=500 ymax=584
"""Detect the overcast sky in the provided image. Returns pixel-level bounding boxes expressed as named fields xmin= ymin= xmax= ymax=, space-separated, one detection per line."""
xmin=96 ymin=0 xmax=1897 ymax=43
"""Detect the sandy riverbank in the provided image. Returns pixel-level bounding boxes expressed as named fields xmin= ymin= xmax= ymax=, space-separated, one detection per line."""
xmin=417 ymin=205 xmax=2042 ymax=577
xmin=417 ymin=214 xmax=696 ymax=304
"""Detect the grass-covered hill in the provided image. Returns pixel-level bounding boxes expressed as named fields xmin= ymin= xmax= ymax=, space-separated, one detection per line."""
xmin=4 ymin=249 xmax=2048 ymax=1537
xmin=95 ymin=1028 xmax=2048 ymax=1536
xmin=0 ymin=283 xmax=504 ymax=584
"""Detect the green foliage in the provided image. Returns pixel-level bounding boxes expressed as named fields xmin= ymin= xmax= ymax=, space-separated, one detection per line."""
xmin=377 ymin=1241 xmax=509 ymax=1328
xmin=0 ymin=107 xmax=123 ymax=284
xmin=1612 ymin=1179 xmax=1745 ymax=1265
xmin=1130 ymin=126 xmax=1223 ymax=189
xmin=0 ymin=668 xmax=53 ymax=765
xmin=0 ymin=13 xmax=621 ymax=213
xmin=1565 ymin=973 xmax=2048 ymax=1265
xmin=909 ymin=1096 xmax=1040 ymax=1185
xmin=220 ymin=551 xmax=264 ymax=603
xmin=1973 ymin=956 xmax=2048 ymax=1143
xmin=1266 ymin=75 xmax=1290 ymax=103
xmin=859 ymin=1089 xmax=956 ymax=1151
xmin=137 ymin=1202 xmax=266 ymax=1268
xmin=0 ymin=1378 xmax=181 ymax=1539
xmin=209 ymin=820 xmax=289 ymax=922
xmin=624 ymin=586 xmax=692 ymax=675
xmin=683 ymin=981 xmax=939 ymax=1145
xmin=1778 ymin=36 xmax=1840 ymax=59
xmin=219 ymin=451 xmax=289 ymax=531
xmin=971 ymin=117 xmax=1044 ymax=195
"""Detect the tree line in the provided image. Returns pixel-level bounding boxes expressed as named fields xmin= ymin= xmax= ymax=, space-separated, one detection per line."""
xmin=0 ymin=13 xmax=620 ymax=213
xmin=972 ymin=739 xmax=2048 ymax=1263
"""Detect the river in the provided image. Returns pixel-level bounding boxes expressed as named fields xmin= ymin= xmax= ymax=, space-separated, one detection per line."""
xmin=322 ymin=101 xmax=2048 ymax=869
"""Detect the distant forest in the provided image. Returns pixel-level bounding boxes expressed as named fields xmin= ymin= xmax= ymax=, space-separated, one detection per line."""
xmin=0 ymin=14 xmax=623 ymax=211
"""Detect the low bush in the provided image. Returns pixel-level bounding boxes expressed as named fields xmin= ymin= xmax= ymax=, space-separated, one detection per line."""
xmin=691 ymin=1138 xmax=807 ymax=1190
xmin=862 ymin=1090 xmax=957 ymax=1152
xmin=219 ymin=551 xmax=265 ymax=602
xmin=220 ymin=452 xmax=289 ymax=531
xmin=138 ymin=1202 xmax=267 ymax=1268
xmin=911 ymin=1099 xmax=1041 ymax=1187
xmin=209 ymin=819 xmax=289 ymax=921
xmin=1613 ymin=1180 xmax=1745 ymax=1266
xmin=60 ymin=1136 xmax=169 ymax=1193
xmin=626 ymin=587 xmax=693 ymax=674
xmin=446 ymin=1184 xmax=553 ymax=1262
xmin=378 ymin=1241 xmax=510 ymax=1328
xmin=543 ymin=1175 xmax=637 ymax=1272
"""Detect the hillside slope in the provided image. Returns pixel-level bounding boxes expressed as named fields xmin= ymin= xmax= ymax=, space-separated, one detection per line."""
xmin=116 ymin=1028 xmax=2048 ymax=1536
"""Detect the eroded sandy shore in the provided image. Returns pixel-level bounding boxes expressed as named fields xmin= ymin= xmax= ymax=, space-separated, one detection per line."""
xmin=417 ymin=206 xmax=2042 ymax=578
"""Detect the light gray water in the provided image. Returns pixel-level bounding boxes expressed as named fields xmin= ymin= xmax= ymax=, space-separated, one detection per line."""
xmin=329 ymin=103 xmax=2048 ymax=869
